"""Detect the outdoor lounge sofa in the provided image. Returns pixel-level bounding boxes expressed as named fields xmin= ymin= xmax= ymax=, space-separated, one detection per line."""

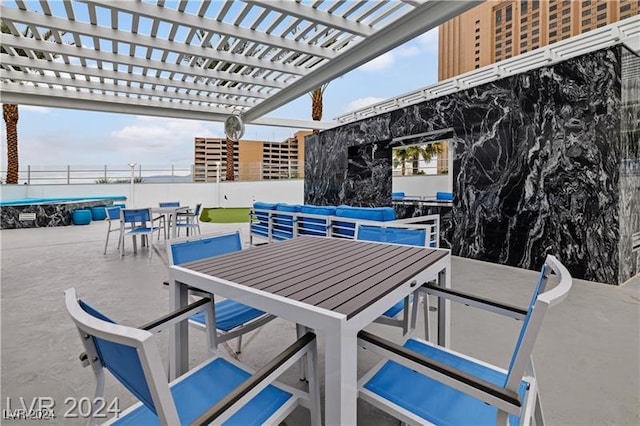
xmin=249 ymin=202 xmax=436 ymax=246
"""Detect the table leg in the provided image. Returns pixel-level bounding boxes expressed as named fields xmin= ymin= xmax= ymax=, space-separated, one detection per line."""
xmin=169 ymin=279 xmax=189 ymax=380
xmin=437 ymin=267 xmax=451 ymax=347
xmin=324 ymin=326 xmax=358 ymax=425
xmin=172 ymin=211 xmax=178 ymax=239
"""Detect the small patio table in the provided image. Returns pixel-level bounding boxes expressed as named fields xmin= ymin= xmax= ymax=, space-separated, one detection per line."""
xmin=151 ymin=206 xmax=189 ymax=239
xmin=168 ymin=236 xmax=451 ymax=425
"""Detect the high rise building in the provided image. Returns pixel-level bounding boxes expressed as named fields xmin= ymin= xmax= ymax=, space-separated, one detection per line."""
xmin=193 ymin=130 xmax=311 ymax=182
xmin=438 ymin=0 xmax=639 ymax=80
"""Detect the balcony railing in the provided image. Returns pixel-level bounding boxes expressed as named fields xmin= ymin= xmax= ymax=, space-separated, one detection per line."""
xmin=0 ymin=162 xmax=305 ymax=185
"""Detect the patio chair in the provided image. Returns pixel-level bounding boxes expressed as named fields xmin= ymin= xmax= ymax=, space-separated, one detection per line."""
xmin=357 ymin=255 xmax=572 ymax=426
xmin=356 ymin=223 xmax=433 ymax=335
xmin=175 ymin=203 xmax=202 ymax=237
xmin=119 ymin=208 xmax=163 ymax=259
xmin=64 ymin=288 xmax=321 ymax=426
xmin=168 ymin=231 xmax=276 ymax=353
xmin=103 ymin=206 xmax=126 ymax=255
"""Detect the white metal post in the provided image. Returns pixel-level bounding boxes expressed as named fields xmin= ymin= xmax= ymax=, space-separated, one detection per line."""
xmin=128 ymin=162 xmax=137 ymax=207
xmin=216 ymin=161 xmax=221 ymax=208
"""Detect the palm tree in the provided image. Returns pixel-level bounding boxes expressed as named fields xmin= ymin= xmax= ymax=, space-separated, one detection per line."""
xmin=1 ymin=24 xmax=61 ymax=184
xmin=310 ymin=84 xmax=329 ymax=122
xmin=393 ymin=143 xmax=443 ymax=175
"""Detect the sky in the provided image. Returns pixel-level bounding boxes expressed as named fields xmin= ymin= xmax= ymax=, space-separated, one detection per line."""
xmin=0 ymin=28 xmax=440 ymax=170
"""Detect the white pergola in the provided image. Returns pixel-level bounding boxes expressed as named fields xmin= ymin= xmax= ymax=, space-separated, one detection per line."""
xmin=0 ymin=0 xmax=481 ymax=130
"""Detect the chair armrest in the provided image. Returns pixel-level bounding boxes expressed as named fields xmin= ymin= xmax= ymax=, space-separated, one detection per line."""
xmin=358 ymin=330 xmax=521 ymax=415
xmin=139 ymin=297 xmax=211 ymax=333
xmin=192 ymin=332 xmax=317 ymax=425
xmin=420 ymin=283 xmax=527 ymax=320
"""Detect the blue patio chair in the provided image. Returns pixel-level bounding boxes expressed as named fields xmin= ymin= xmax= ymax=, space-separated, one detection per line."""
xmin=103 ymin=206 xmax=125 ymax=254
xmin=119 ymin=208 xmax=163 ymax=259
xmin=64 ymin=288 xmax=321 ymax=425
xmin=356 ymin=223 xmax=431 ymax=335
xmin=357 ymin=255 xmax=572 ymax=426
xmin=175 ymin=203 xmax=202 ymax=237
xmin=168 ymin=231 xmax=276 ymax=354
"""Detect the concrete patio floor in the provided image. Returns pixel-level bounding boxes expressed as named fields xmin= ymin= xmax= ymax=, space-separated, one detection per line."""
xmin=1 ymin=220 xmax=638 ymax=425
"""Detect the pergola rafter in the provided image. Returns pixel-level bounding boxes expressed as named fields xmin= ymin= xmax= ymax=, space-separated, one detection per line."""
xmin=0 ymin=0 xmax=481 ymax=129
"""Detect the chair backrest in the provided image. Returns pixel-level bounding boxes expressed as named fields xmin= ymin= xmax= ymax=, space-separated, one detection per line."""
xmin=106 ymin=206 xmax=122 ymax=221
xmin=504 ymin=255 xmax=572 ymax=390
xmin=64 ymin=289 xmax=178 ymax=424
xmin=193 ymin=203 xmax=202 ymax=216
xmin=122 ymin=208 xmax=151 ymax=224
xmin=168 ymin=231 xmax=242 ymax=265
xmin=159 ymin=201 xmax=180 ymax=207
xmin=356 ymin=224 xmax=428 ymax=247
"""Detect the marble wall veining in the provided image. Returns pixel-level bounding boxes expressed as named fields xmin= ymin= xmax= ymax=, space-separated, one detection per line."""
xmin=305 ymin=45 xmax=635 ymax=285
xmin=619 ymin=48 xmax=640 ymax=284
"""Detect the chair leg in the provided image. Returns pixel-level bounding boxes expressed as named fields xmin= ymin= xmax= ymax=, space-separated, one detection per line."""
xmin=401 ymin=296 xmax=410 ymax=336
xmin=235 ymin=335 xmax=243 ymax=354
xmin=103 ymin=231 xmax=110 ymax=255
xmin=424 ymin=293 xmax=431 ymax=342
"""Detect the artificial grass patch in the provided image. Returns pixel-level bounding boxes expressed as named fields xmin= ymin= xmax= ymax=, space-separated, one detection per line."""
xmin=200 ymin=207 xmax=250 ymax=223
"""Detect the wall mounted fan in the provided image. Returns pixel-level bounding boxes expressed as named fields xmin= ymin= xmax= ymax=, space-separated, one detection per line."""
xmin=224 ymin=111 xmax=245 ymax=142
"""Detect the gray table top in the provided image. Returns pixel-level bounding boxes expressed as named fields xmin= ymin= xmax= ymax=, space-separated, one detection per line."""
xmin=179 ymin=236 xmax=447 ymax=319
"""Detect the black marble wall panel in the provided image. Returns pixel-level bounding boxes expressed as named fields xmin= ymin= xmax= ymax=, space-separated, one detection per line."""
xmin=345 ymin=140 xmax=392 ymax=206
xmin=453 ymin=48 xmax=623 ymax=283
xmin=305 ymin=45 xmax=631 ymax=284
xmin=619 ymin=48 xmax=640 ymax=283
xmin=1 ymin=200 xmax=112 ymax=229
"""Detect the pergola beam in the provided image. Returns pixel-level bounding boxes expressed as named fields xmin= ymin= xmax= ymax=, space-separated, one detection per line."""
xmin=1 ymin=35 xmax=288 ymax=89
xmin=243 ymin=0 xmax=482 ymax=122
xmin=1 ymin=54 xmax=269 ymax=100
xmin=80 ymin=0 xmax=337 ymax=60
xmin=1 ymin=84 xmax=334 ymax=129
xmin=246 ymin=0 xmax=374 ymax=37
xmin=0 ymin=69 xmax=260 ymax=109
xmin=0 ymin=5 xmax=305 ymax=76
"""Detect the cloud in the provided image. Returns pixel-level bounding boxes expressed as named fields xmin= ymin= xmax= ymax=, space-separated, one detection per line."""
xmin=396 ymin=45 xmax=421 ymax=57
xmin=345 ymin=96 xmax=386 ymax=113
xmin=358 ymin=27 xmax=438 ymax=73
xmin=416 ymin=28 xmax=439 ymax=54
xmin=21 ymin=105 xmax=51 ymax=113
xmin=111 ymin=116 xmax=224 ymax=159
xmin=360 ymin=52 xmax=394 ymax=72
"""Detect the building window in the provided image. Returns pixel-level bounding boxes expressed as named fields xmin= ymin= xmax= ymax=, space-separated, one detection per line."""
xmin=532 ymin=28 xmax=540 ymax=35
xmin=549 ymin=30 xmax=557 ymax=37
xmin=550 ymin=3 xmax=557 ymax=11
xmin=582 ymin=0 xmax=591 ymax=6
xmin=532 ymin=11 xmax=539 ymax=18
xmin=582 ymin=9 xmax=591 ymax=16
xmin=562 ymin=7 xmax=571 ymax=15
xmin=582 ymin=18 xmax=591 ymax=25
xmin=506 ymin=5 xmax=512 ymax=21
xmin=495 ymin=43 xmax=502 ymax=49
xmin=550 ymin=13 xmax=557 ymax=19
xmin=475 ymin=64 xmax=480 ymax=69
xmin=597 ymin=13 xmax=606 ymax=20
xmin=533 ymin=0 xmax=540 ymax=9
xmin=475 ymin=42 xmax=480 ymax=47
xmin=476 ymin=35 xmax=480 ymax=40
xmin=597 ymin=2 xmax=607 ymax=11
xmin=521 ymin=33 xmax=528 ymax=39
xmin=506 ymin=39 xmax=512 ymax=45
xmin=562 ymin=17 xmax=571 ymax=24
xmin=532 ymin=37 xmax=539 ymax=43
xmin=562 ymin=25 xmax=570 ymax=33
xmin=496 ymin=9 xmax=502 ymax=25
xmin=475 ymin=49 xmax=480 ymax=55
xmin=521 ymin=17 xmax=528 ymax=23
xmin=521 ymin=0 xmax=528 ymax=14
xmin=620 ymin=3 xmax=631 ymax=12
xmin=550 ymin=22 xmax=558 ymax=28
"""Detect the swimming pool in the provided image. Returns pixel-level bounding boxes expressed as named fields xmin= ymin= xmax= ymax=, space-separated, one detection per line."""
xmin=0 ymin=196 xmax=127 ymax=229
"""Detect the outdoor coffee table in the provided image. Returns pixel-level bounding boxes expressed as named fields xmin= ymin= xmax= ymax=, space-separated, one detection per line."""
xmin=168 ymin=236 xmax=450 ymax=425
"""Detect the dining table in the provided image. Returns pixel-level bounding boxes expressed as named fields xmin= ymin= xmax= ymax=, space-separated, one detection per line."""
xmin=151 ymin=205 xmax=189 ymax=239
xmin=168 ymin=236 xmax=450 ymax=425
